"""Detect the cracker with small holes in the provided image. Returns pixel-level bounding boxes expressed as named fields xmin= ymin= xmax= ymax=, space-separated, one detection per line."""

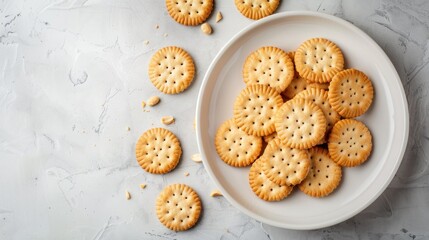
xmin=215 ymin=119 xmax=263 ymax=167
xmin=243 ymin=46 xmax=294 ymax=93
xmin=249 ymin=158 xmax=294 ymax=201
xmin=275 ymin=98 xmax=327 ymax=149
xmin=148 ymin=46 xmax=195 ymax=94
xmin=282 ymin=75 xmax=309 ymax=100
xmin=156 ymin=184 xmax=202 ymax=231
xmin=263 ymin=132 xmax=277 ymax=143
xmin=261 ymin=138 xmax=311 ymax=186
xmin=135 ymin=128 xmax=182 ymax=174
xmin=298 ymin=147 xmax=342 ymax=197
xmin=328 ymin=69 xmax=374 ymax=118
xmin=165 ymin=0 xmax=213 ymax=26
xmin=295 ymin=88 xmax=341 ymax=133
xmin=295 ymin=38 xmax=344 ymax=83
xmin=328 ymin=119 xmax=372 ymax=167
xmin=233 ymin=85 xmax=283 ymax=136
xmin=234 ymin=0 xmax=280 ymax=20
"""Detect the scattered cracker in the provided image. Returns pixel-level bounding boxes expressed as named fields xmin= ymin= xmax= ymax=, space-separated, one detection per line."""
xmin=242 ymin=46 xmax=295 ymax=93
xmin=262 ymin=138 xmax=311 ymax=186
xmin=125 ymin=191 xmax=131 ymax=200
xmin=144 ymin=40 xmax=149 ymax=45
xmin=184 ymin=172 xmax=190 ymax=177
xmin=215 ymin=119 xmax=262 ymax=167
xmin=249 ymin=158 xmax=293 ymax=201
xmin=191 ymin=153 xmax=202 ymax=163
xmin=234 ymin=0 xmax=280 ymax=20
xmin=328 ymin=119 xmax=372 ymax=167
xmin=161 ymin=116 xmax=175 ymax=125
xmin=275 ymin=98 xmax=327 ymax=149
xmin=216 ymin=11 xmax=223 ymax=22
xmin=140 ymin=183 xmax=147 ymax=189
xmin=210 ymin=189 xmax=223 ymax=197
xmin=135 ymin=128 xmax=182 ymax=174
xmin=299 ymin=147 xmax=342 ymax=197
xmin=147 ymin=96 xmax=160 ymax=106
xmin=295 ymin=38 xmax=344 ymax=83
xmin=201 ymin=22 xmax=212 ymax=35
xmin=163 ymin=33 xmax=168 ymax=37
xmin=142 ymin=101 xmax=146 ymax=108
xmin=148 ymin=46 xmax=195 ymax=94
xmin=127 ymin=127 xmax=131 ymax=131
xmin=156 ymin=184 xmax=202 ymax=231
xmin=233 ymin=85 xmax=283 ymax=136
xmin=165 ymin=0 xmax=214 ymax=26
xmin=328 ymin=68 xmax=374 ymax=118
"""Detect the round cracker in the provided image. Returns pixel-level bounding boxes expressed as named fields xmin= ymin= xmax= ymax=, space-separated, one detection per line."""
xmin=295 ymin=88 xmax=341 ymax=132
xmin=156 ymin=184 xmax=202 ymax=231
xmin=215 ymin=119 xmax=263 ymax=167
xmin=328 ymin=68 xmax=374 ymax=118
xmin=295 ymin=38 xmax=344 ymax=83
xmin=234 ymin=0 xmax=280 ymax=20
xmin=135 ymin=128 xmax=181 ymax=174
xmin=233 ymin=85 xmax=283 ymax=136
xmin=243 ymin=46 xmax=295 ymax=93
xmin=328 ymin=119 xmax=373 ymax=167
xmin=165 ymin=0 xmax=213 ymax=26
xmin=262 ymin=138 xmax=311 ymax=186
xmin=275 ymin=98 xmax=327 ymax=149
xmin=249 ymin=158 xmax=293 ymax=201
xmin=282 ymin=75 xmax=309 ymax=100
xmin=148 ymin=46 xmax=195 ymax=94
xmin=299 ymin=147 xmax=342 ymax=197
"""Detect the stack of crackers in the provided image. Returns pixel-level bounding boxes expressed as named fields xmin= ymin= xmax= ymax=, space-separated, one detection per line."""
xmin=215 ymin=38 xmax=374 ymax=201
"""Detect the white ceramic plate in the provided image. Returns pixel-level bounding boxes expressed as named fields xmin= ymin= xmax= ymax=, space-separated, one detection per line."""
xmin=196 ymin=11 xmax=409 ymax=230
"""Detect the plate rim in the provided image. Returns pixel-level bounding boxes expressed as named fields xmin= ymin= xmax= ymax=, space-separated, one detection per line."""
xmin=196 ymin=11 xmax=409 ymax=230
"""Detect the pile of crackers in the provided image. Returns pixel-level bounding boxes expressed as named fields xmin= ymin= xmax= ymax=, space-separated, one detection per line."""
xmin=215 ymin=38 xmax=374 ymax=201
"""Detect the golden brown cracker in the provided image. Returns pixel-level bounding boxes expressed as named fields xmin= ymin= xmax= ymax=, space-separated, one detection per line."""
xmin=148 ymin=46 xmax=195 ymax=94
xmin=328 ymin=119 xmax=373 ymax=167
xmin=275 ymin=98 xmax=327 ymax=149
xmin=166 ymin=0 xmax=213 ymax=26
xmin=233 ymin=85 xmax=283 ymax=136
xmin=215 ymin=119 xmax=263 ymax=167
xmin=299 ymin=147 xmax=342 ymax=197
xmin=135 ymin=128 xmax=182 ymax=174
xmin=328 ymin=68 xmax=374 ymax=118
xmin=295 ymin=38 xmax=344 ymax=83
xmin=243 ymin=46 xmax=295 ymax=93
xmin=156 ymin=184 xmax=202 ymax=231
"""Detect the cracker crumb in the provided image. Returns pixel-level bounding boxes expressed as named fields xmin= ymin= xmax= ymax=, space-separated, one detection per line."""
xmin=142 ymin=101 xmax=146 ymax=108
xmin=127 ymin=127 xmax=131 ymax=131
xmin=155 ymin=24 xmax=159 ymax=29
xmin=147 ymin=96 xmax=160 ymax=106
xmin=210 ymin=189 xmax=223 ymax=197
xmin=216 ymin=12 xmax=223 ymax=23
xmin=201 ymin=22 xmax=212 ymax=35
xmin=161 ymin=116 xmax=175 ymax=125
xmin=140 ymin=183 xmax=147 ymax=189
xmin=184 ymin=172 xmax=190 ymax=177
xmin=125 ymin=191 xmax=131 ymax=200
xmin=191 ymin=153 xmax=202 ymax=163
xmin=163 ymin=33 xmax=168 ymax=37
xmin=144 ymin=40 xmax=149 ymax=45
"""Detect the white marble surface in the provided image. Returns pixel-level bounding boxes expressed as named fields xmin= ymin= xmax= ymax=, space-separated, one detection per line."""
xmin=0 ymin=0 xmax=428 ymax=239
